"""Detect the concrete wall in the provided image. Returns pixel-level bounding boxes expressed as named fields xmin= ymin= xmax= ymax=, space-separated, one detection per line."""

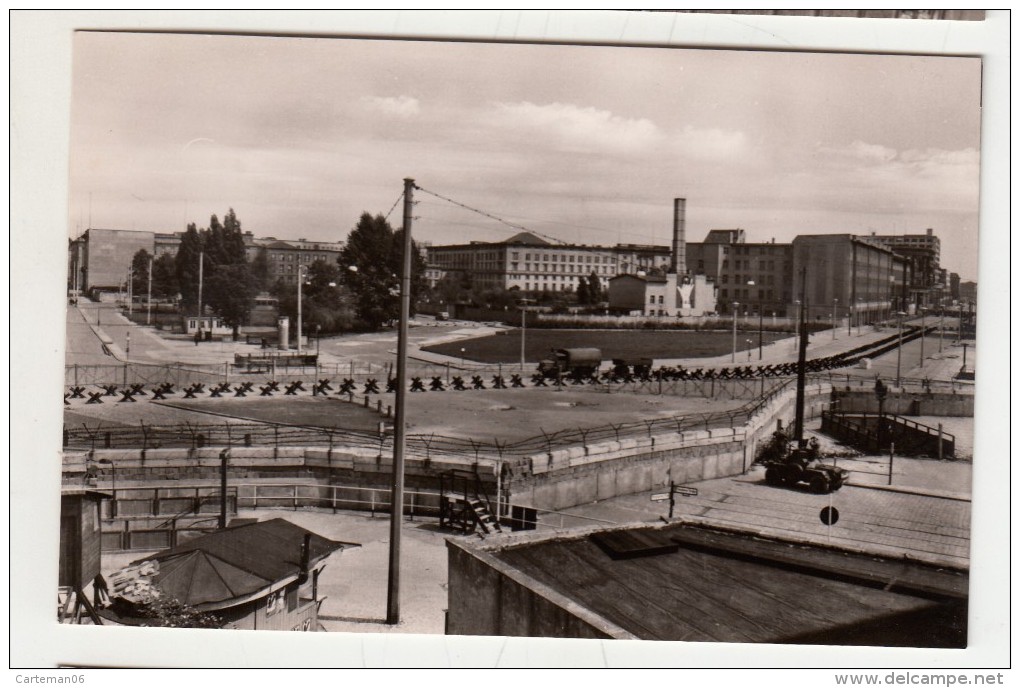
xmin=445 ymin=540 xmax=634 ymax=639
xmin=833 ymin=390 xmax=974 ymax=416
xmin=508 ymin=383 xmax=833 ymax=512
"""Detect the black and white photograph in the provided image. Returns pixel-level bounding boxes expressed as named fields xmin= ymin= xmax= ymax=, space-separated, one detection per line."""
xmin=11 ymin=9 xmax=1010 ymax=674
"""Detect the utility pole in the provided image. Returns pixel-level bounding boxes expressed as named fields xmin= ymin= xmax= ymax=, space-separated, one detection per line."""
xmin=297 ymin=265 xmax=304 ymax=354
xmin=793 ymin=267 xmax=808 ymax=447
xmin=387 ymin=178 xmax=415 ymax=625
xmin=197 ymin=251 xmax=204 ymax=322
xmin=146 ymin=255 xmax=153 ymax=326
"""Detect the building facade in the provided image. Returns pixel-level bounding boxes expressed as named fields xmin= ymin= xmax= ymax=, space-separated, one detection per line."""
xmin=69 ymin=228 xmax=155 ymax=295
xmin=426 ymin=232 xmax=620 ymax=294
xmin=790 ymin=234 xmax=910 ymax=324
xmin=69 ymin=228 xmax=340 ymax=296
xmin=866 ymin=229 xmax=943 ymax=308
xmin=247 ymin=237 xmax=345 ymax=287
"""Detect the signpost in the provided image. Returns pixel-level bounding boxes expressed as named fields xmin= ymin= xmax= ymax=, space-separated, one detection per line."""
xmin=651 ymin=482 xmax=699 ymax=518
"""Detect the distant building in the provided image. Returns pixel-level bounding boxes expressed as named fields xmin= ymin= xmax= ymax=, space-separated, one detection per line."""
xmin=866 ymin=229 xmax=943 ymax=308
xmin=247 ymin=237 xmax=345 ymax=287
xmin=791 ymin=234 xmax=910 ymax=323
xmin=608 ymin=273 xmax=716 ymax=317
xmin=427 ymin=231 xmax=620 ymax=294
xmin=68 ymin=227 xmax=340 ymax=296
xmin=69 ymin=228 xmax=155 ymax=296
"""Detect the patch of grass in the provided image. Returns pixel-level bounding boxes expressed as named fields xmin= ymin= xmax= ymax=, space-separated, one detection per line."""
xmin=423 ymin=329 xmax=788 ymax=363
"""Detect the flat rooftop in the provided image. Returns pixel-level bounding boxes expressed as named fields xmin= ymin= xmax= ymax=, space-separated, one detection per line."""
xmin=463 ymin=523 xmax=968 ymax=646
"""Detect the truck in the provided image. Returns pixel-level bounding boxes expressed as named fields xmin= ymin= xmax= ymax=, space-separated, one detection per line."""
xmin=537 ymin=348 xmax=602 ymax=379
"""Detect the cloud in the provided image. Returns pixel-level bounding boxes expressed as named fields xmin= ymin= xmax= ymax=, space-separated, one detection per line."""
xmin=360 ymin=95 xmax=420 ymax=118
xmin=672 ymin=125 xmax=748 ymax=160
xmin=488 ymin=101 xmax=662 ymax=154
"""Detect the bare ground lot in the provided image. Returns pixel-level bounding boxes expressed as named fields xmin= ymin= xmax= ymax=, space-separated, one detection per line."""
xmin=66 ymin=388 xmax=748 ymax=445
xmin=423 ymin=329 xmax=788 ymax=363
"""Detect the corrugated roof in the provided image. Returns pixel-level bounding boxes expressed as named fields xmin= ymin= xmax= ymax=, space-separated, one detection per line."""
xmin=129 ymin=518 xmax=358 ymax=608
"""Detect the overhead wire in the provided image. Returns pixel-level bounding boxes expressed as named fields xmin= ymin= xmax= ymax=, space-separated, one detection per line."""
xmin=414 ymin=185 xmax=569 ymax=245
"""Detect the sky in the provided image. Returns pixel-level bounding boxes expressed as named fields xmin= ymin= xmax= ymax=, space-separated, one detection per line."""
xmin=69 ymin=32 xmax=983 ymax=280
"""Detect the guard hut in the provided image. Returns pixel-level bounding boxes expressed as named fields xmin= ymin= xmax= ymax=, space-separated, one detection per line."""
xmin=182 ymin=315 xmax=231 ymax=337
xmin=59 ymin=487 xmax=111 ymax=624
xmin=101 ymin=518 xmax=359 ymax=631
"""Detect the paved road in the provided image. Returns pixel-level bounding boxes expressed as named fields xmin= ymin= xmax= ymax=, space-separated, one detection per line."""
xmin=552 ymin=463 xmax=971 ymax=569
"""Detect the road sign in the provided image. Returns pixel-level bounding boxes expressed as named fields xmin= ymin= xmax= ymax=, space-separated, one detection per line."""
xmin=820 ymin=506 xmax=840 ymax=526
xmin=672 ymin=486 xmax=699 ymax=497
xmin=650 ymin=493 xmax=671 ymax=502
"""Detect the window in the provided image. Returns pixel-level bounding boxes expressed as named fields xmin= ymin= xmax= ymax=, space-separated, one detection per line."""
xmin=721 ymin=289 xmax=728 ymax=298
xmin=650 ymin=295 xmax=655 ymax=304
xmin=658 ymin=295 xmax=664 ymax=304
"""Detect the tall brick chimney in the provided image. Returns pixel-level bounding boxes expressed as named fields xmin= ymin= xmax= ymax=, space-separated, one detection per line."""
xmin=670 ymin=198 xmax=687 ymax=274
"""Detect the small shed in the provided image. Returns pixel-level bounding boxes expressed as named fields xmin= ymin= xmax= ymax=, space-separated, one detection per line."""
xmin=182 ymin=314 xmax=232 ymax=336
xmin=59 ymin=488 xmax=111 ymax=624
xmin=103 ymin=518 xmax=359 ymax=631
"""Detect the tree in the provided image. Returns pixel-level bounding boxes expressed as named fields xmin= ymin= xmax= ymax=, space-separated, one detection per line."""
xmin=339 ymin=213 xmax=427 ymax=330
xmin=131 ymin=249 xmax=152 ymax=297
xmin=151 ymin=254 xmax=180 ymax=300
xmin=587 ymin=272 xmax=603 ymax=304
xmin=205 ymin=263 xmax=257 ymax=338
xmin=576 ymin=276 xmax=591 ymax=305
xmin=274 ymin=259 xmax=355 ymax=335
xmin=250 ymin=247 xmax=271 ymax=292
xmin=175 ymin=223 xmax=204 ymax=313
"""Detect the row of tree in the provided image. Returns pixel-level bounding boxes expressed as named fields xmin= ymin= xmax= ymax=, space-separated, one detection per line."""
xmin=132 ymin=210 xmax=428 ymax=337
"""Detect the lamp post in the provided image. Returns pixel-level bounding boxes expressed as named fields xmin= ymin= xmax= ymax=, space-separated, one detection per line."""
xmin=731 ymin=301 xmax=739 ymax=363
xmin=296 ymin=265 xmax=305 ymax=354
xmin=747 ymin=280 xmax=763 ymax=360
xmin=856 ymin=297 xmax=863 ymax=336
xmin=146 ymin=255 xmax=153 ymax=326
xmin=832 ymin=298 xmax=838 ymax=340
xmin=919 ymin=306 xmax=927 ymax=366
xmin=746 ymin=339 xmax=753 ymax=362
xmin=895 ymin=311 xmax=907 ymax=387
xmin=938 ymin=307 xmax=944 ymax=353
xmin=519 ymin=298 xmax=533 ymax=371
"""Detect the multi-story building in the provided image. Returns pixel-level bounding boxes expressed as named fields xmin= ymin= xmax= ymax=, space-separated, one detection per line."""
xmin=69 ymin=228 xmax=340 ymax=295
xmin=69 ymin=228 xmax=155 ymax=295
xmin=865 ymin=229 xmax=943 ymax=308
xmin=613 ymin=244 xmax=671 ymax=276
xmin=697 ymin=240 xmax=794 ymax=316
xmin=426 ymin=231 xmax=620 ymax=294
xmin=791 ymin=234 xmax=910 ymax=325
xmin=247 ymin=237 xmax=344 ymax=287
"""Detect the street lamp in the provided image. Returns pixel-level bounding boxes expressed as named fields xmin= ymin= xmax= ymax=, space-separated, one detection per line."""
xmin=938 ymin=306 xmax=944 ymax=353
xmin=895 ymin=311 xmax=907 ymax=386
xmin=296 ymin=265 xmax=306 ymax=354
xmin=519 ymin=298 xmax=534 ymax=371
xmin=746 ymin=339 xmax=753 ymax=362
xmin=747 ymin=280 xmax=763 ymax=360
xmin=832 ymin=298 xmax=838 ymax=340
xmin=919 ymin=306 xmax=927 ymax=367
xmin=731 ymin=301 xmax=740 ymax=363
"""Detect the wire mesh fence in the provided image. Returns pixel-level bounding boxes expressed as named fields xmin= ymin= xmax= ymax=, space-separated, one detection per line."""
xmin=64 ymin=377 xmax=801 ymax=458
